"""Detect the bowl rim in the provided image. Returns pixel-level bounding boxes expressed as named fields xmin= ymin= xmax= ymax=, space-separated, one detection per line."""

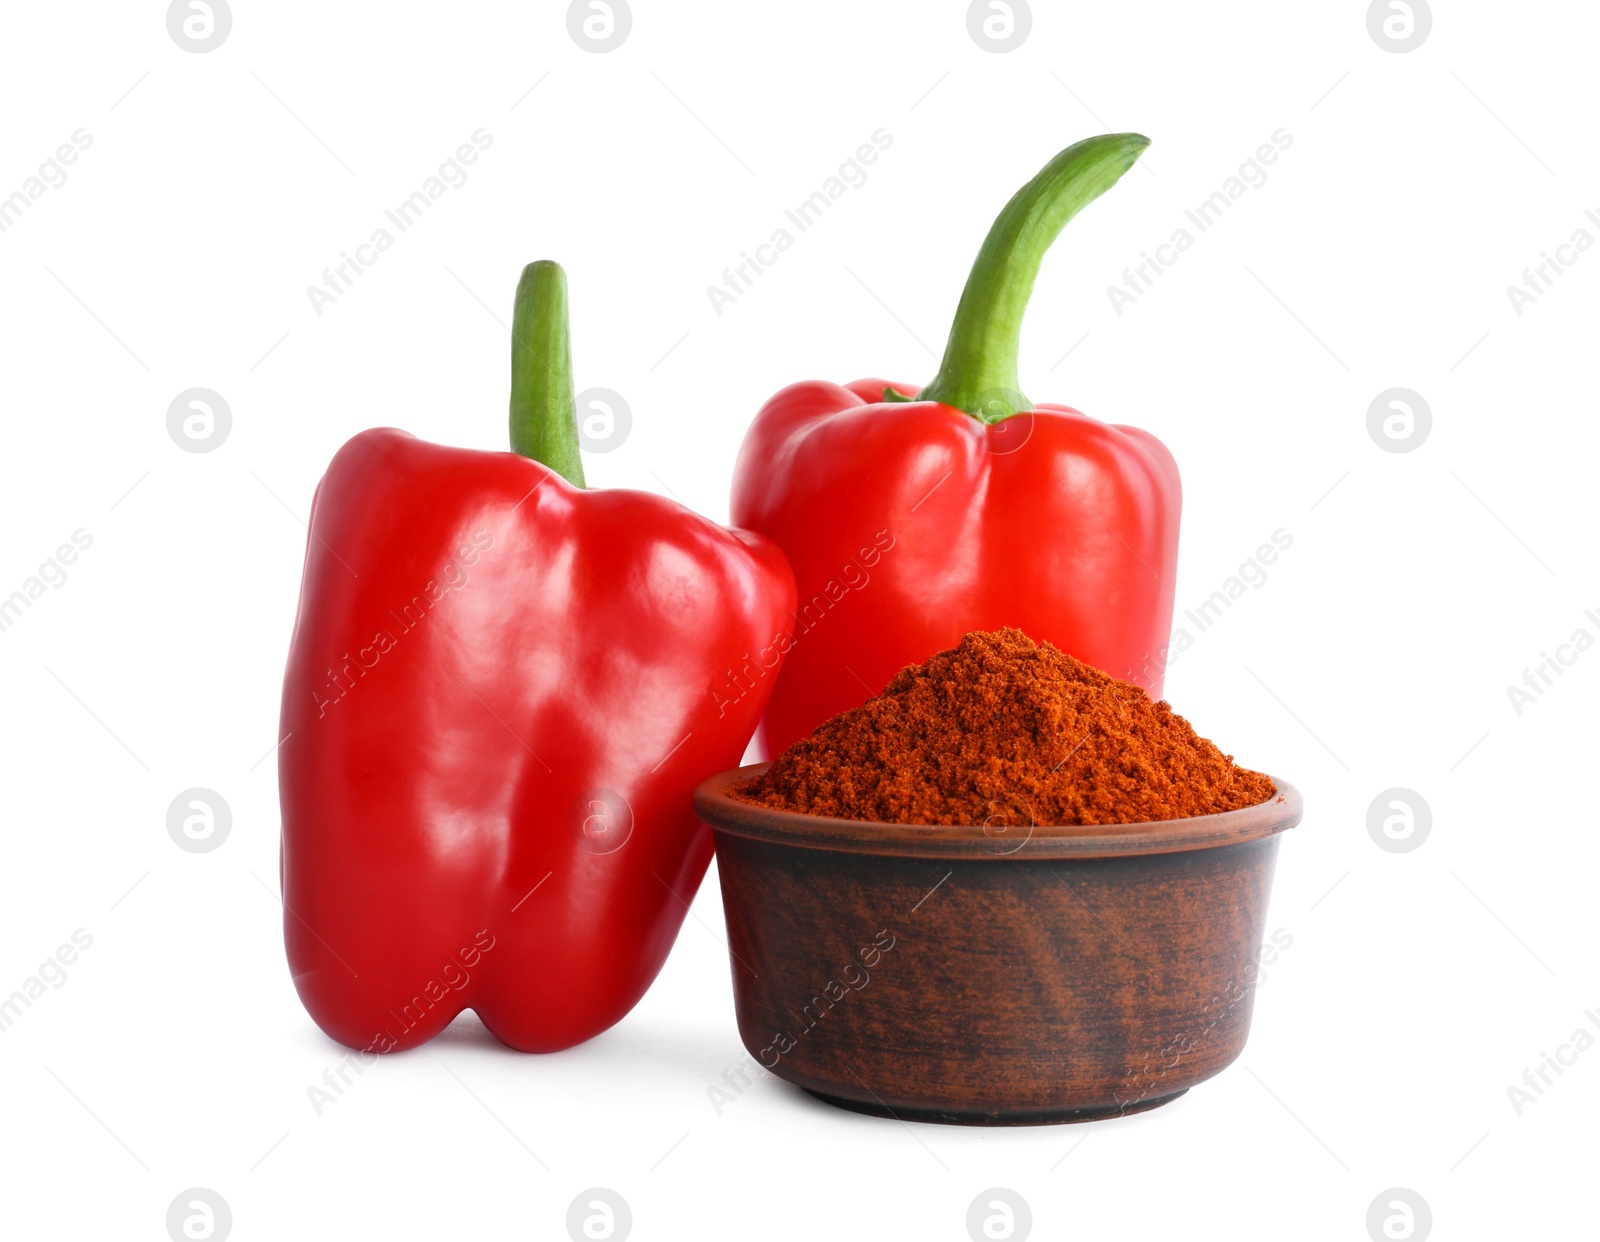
xmin=694 ymin=764 xmax=1302 ymax=861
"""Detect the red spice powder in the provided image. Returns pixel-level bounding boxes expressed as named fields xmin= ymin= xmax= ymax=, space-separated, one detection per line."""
xmin=732 ymin=628 xmax=1274 ymax=826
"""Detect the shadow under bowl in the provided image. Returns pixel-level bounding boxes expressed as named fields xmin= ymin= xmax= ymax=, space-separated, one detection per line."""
xmin=694 ymin=766 xmax=1302 ymax=1125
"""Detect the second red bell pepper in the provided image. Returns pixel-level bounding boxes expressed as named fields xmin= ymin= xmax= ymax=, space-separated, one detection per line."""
xmin=730 ymin=133 xmax=1180 ymax=756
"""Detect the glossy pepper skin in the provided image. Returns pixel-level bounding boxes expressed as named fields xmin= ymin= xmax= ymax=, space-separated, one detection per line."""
xmin=279 ymin=263 xmax=795 ymax=1053
xmin=731 ymin=135 xmax=1179 ymax=757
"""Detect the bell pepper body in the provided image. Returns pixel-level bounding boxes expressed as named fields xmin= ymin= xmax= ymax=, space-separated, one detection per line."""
xmin=732 ymin=383 xmax=1178 ymax=755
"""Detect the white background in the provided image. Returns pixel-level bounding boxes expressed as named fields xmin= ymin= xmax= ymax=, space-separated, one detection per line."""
xmin=1 ymin=1 xmax=1595 ymax=1238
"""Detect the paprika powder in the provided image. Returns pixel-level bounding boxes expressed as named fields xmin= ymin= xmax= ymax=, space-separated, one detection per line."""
xmin=732 ymin=628 xmax=1272 ymax=826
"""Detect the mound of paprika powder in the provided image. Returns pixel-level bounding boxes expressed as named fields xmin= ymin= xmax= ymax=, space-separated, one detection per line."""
xmin=731 ymin=628 xmax=1273 ymax=827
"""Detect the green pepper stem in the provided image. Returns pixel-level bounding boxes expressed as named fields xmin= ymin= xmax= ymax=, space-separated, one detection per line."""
xmin=509 ymin=260 xmax=585 ymax=487
xmin=918 ymin=133 xmax=1151 ymax=422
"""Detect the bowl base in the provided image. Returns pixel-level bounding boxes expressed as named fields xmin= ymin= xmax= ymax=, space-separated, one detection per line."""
xmin=803 ymin=1087 xmax=1188 ymax=1127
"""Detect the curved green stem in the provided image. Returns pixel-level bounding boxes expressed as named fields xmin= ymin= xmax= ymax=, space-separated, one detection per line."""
xmin=918 ymin=133 xmax=1150 ymax=422
xmin=509 ymin=260 xmax=585 ymax=487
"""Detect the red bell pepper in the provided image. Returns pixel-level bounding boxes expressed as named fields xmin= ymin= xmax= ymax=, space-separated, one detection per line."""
xmin=279 ymin=262 xmax=795 ymax=1053
xmin=731 ymin=134 xmax=1179 ymax=756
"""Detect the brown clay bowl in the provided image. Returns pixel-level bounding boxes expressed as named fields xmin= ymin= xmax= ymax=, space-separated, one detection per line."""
xmin=693 ymin=766 xmax=1301 ymax=1125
